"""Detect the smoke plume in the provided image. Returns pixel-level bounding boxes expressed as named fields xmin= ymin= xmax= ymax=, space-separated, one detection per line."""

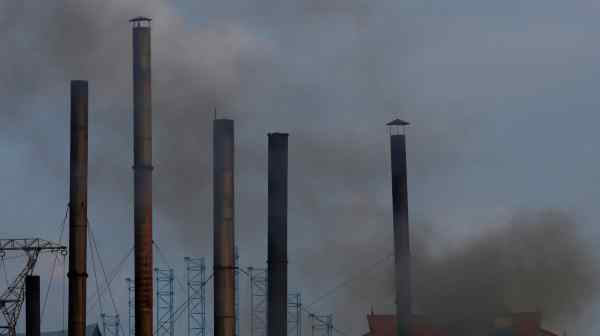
xmin=330 ymin=209 xmax=598 ymax=333
xmin=415 ymin=210 xmax=598 ymax=324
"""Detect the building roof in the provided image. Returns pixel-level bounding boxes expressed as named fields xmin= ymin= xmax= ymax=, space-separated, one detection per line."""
xmin=365 ymin=314 xmax=444 ymax=336
xmin=364 ymin=313 xmax=558 ymax=336
xmin=367 ymin=314 xmax=396 ymax=336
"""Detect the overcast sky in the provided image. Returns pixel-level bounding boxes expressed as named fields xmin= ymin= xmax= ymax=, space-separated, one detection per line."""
xmin=2 ymin=0 xmax=600 ymax=335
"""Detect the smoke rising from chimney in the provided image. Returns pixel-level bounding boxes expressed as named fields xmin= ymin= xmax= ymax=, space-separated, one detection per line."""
xmin=322 ymin=209 xmax=599 ymax=334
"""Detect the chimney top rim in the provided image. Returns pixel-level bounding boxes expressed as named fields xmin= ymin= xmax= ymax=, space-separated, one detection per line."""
xmin=386 ymin=118 xmax=410 ymax=126
xmin=130 ymin=16 xmax=152 ymax=22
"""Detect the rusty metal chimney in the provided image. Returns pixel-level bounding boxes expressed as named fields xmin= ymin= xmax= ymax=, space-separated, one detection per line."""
xmin=130 ymin=16 xmax=153 ymax=336
xmin=68 ymin=80 xmax=88 ymax=336
xmin=213 ymin=119 xmax=235 ymax=336
xmin=387 ymin=119 xmax=411 ymax=336
xmin=267 ymin=133 xmax=288 ymax=336
xmin=25 ymin=275 xmax=40 ymax=336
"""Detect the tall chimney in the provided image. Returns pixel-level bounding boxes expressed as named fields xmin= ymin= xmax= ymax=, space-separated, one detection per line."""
xmin=25 ymin=275 xmax=40 ymax=336
xmin=267 ymin=133 xmax=288 ymax=336
xmin=213 ymin=119 xmax=235 ymax=336
xmin=387 ymin=119 xmax=411 ymax=336
xmin=68 ymin=80 xmax=88 ymax=336
xmin=130 ymin=16 xmax=153 ymax=336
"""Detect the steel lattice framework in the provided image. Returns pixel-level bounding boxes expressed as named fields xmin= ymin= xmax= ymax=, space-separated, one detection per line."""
xmin=185 ymin=257 xmax=206 ymax=336
xmin=287 ymin=293 xmax=301 ymax=336
xmin=0 ymin=239 xmax=67 ymax=336
xmin=310 ymin=314 xmax=332 ymax=336
xmin=126 ymin=278 xmax=135 ymax=336
xmin=155 ymin=268 xmax=174 ymax=336
xmin=101 ymin=314 xmax=121 ymax=336
xmin=248 ymin=268 xmax=267 ymax=336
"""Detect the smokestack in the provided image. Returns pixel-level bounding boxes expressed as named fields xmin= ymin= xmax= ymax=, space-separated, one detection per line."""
xmin=68 ymin=80 xmax=88 ymax=336
xmin=267 ymin=133 xmax=288 ymax=336
xmin=387 ymin=119 xmax=411 ymax=336
xmin=25 ymin=275 xmax=40 ymax=336
xmin=130 ymin=16 xmax=153 ymax=336
xmin=213 ymin=119 xmax=235 ymax=336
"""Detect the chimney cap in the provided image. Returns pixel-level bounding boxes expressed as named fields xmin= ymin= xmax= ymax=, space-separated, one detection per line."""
xmin=130 ymin=16 xmax=152 ymax=28
xmin=129 ymin=16 xmax=152 ymax=22
xmin=386 ymin=118 xmax=410 ymax=126
xmin=387 ymin=118 xmax=410 ymax=135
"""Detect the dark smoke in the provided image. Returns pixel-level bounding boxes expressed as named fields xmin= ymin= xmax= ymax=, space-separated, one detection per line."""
xmin=414 ymin=209 xmax=599 ymax=324
xmin=331 ymin=209 xmax=598 ymax=333
xmin=0 ymin=0 xmax=455 ymax=246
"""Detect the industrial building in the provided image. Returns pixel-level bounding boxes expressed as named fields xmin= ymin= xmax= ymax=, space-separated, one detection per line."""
xmin=364 ymin=312 xmax=559 ymax=336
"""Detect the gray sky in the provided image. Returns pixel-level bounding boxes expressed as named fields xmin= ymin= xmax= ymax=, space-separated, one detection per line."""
xmin=1 ymin=0 xmax=600 ymax=335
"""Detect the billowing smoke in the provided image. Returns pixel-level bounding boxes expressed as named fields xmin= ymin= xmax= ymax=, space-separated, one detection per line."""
xmin=330 ymin=209 xmax=598 ymax=333
xmin=415 ymin=210 xmax=598 ymax=326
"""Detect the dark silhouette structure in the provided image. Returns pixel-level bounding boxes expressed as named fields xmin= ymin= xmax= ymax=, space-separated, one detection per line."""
xmin=131 ymin=16 xmax=154 ymax=336
xmin=267 ymin=133 xmax=289 ymax=336
xmin=68 ymin=80 xmax=88 ymax=336
xmin=213 ymin=119 xmax=236 ymax=336
xmin=25 ymin=276 xmax=40 ymax=336
xmin=388 ymin=119 xmax=411 ymax=336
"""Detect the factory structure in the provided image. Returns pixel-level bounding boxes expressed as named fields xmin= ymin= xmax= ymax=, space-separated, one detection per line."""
xmin=363 ymin=312 xmax=559 ymax=336
xmin=0 ymin=15 xmax=561 ymax=336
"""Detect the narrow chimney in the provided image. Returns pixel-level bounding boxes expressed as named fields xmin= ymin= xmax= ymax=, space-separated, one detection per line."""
xmin=68 ymin=80 xmax=88 ymax=336
xmin=387 ymin=119 xmax=411 ymax=336
xmin=130 ymin=16 xmax=153 ymax=336
xmin=26 ymin=275 xmax=40 ymax=336
xmin=267 ymin=133 xmax=288 ymax=336
xmin=213 ymin=119 xmax=235 ymax=336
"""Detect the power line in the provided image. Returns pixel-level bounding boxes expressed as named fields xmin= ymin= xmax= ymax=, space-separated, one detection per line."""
xmin=88 ymin=220 xmax=126 ymax=336
xmin=281 ymin=252 xmax=394 ymax=336
xmin=89 ymin=231 xmax=105 ymax=319
xmin=89 ymin=223 xmax=120 ymax=314
xmin=42 ymin=251 xmax=60 ymax=322
xmin=304 ymin=252 xmax=394 ymax=309
xmin=87 ymin=246 xmax=133 ymax=313
xmin=41 ymin=206 xmax=68 ymax=323
xmin=301 ymin=306 xmax=347 ymax=336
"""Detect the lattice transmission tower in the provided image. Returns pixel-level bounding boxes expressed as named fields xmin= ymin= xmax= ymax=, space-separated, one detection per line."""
xmin=310 ymin=314 xmax=332 ymax=336
xmin=0 ymin=239 xmax=67 ymax=336
xmin=155 ymin=267 xmax=174 ymax=336
xmin=248 ymin=267 xmax=267 ymax=336
xmin=288 ymin=292 xmax=301 ymax=336
xmin=101 ymin=313 xmax=121 ymax=336
xmin=126 ymin=278 xmax=135 ymax=336
xmin=185 ymin=257 xmax=206 ymax=336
